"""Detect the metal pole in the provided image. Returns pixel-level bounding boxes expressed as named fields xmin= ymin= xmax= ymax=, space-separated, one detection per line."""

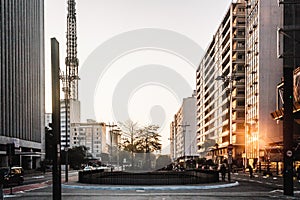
xmin=179 ymin=123 xmax=189 ymax=169
xmin=283 ymin=67 xmax=294 ymax=196
xmin=183 ymin=126 xmax=185 ymax=167
xmin=110 ymin=129 xmax=113 ymax=169
xmin=65 ymin=94 xmax=68 ymax=182
xmin=228 ymin=79 xmax=233 ymax=182
xmin=51 ymin=38 xmax=61 ymax=200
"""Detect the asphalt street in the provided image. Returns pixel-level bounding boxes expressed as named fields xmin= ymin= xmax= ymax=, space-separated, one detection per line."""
xmin=2 ymin=171 xmax=300 ymax=200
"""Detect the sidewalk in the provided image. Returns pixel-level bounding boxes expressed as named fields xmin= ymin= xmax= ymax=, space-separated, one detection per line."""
xmin=231 ymin=171 xmax=300 ymax=190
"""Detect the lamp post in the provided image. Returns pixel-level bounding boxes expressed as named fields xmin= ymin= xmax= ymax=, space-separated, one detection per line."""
xmin=179 ymin=123 xmax=190 ymax=169
xmin=113 ymin=128 xmax=121 ymax=170
xmin=106 ymin=123 xmax=117 ymax=169
xmin=216 ymin=75 xmax=241 ymax=182
xmin=107 ymin=123 xmax=122 ymax=170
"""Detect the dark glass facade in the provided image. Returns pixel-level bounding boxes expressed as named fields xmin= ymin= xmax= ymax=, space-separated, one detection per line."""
xmin=0 ymin=0 xmax=44 ymax=163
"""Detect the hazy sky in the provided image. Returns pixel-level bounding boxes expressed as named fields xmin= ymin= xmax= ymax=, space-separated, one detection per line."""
xmin=45 ymin=0 xmax=232 ymax=152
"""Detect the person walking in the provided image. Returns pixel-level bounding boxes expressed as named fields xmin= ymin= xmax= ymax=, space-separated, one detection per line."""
xmin=248 ymin=165 xmax=254 ymax=178
xmin=220 ymin=164 xmax=226 ymax=181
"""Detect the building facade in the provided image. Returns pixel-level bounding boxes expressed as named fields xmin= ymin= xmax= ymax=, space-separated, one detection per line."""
xmin=244 ymin=0 xmax=283 ymax=168
xmin=70 ymin=120 xmax=107 ymax=160
xmin=0 ymin=0 xmax=45 ymax=169
xmin=60 ymin=99 xmax=80 ymax=149
xmin=196 ymin=1 xmax=245 ymax=167
xmin=170 ymin=94 xmax=197 ymax=162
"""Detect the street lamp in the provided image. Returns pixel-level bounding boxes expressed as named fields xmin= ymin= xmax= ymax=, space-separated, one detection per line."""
xmin=106 ymin=123 xmax=122 ymax=170
xmin=178 ymin=123 xmax=190 ymax=169
xmin=216 ymin=75 xmax=241 ymax=182
xmin=106 ymin=123 xmax=116 ymax=169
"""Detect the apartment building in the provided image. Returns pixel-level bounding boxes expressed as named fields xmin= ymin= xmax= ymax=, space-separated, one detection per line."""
xmin=70 ymin=120 xmax=107 ymax=160
xmin=60 ymin=100 xmax=80 ymax=149
xmin=244 ymin=0 xmax=283 ymax=168
xmin=170 ymin=94 xmax=197 ymax=162
xmin=196 ymin=1 xmax=246 ymax=167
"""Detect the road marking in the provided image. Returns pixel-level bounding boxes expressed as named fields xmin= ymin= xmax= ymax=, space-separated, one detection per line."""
xmin=32 ymin=176 xmax=45 ymax=179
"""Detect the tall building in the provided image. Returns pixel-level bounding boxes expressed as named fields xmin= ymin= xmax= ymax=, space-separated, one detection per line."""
xmin=61 ymin=0 xmax=80 ymax=149
xmin=244 ymin=0 xmax=283 ymax=168
xmin=196 ymin=1 xmax=245 ymax=167
xmin=170 ymin=93 xmax=197 ymax=162
xmin=0 ymin=0 xmax=44 ymax=168
xmin=70 ymin=120 xmax=107 ymax=160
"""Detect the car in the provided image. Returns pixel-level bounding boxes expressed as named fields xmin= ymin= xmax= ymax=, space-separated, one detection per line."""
xmin=83 ymin=166 xmax=95 ymax=171
xmin=0 ymin=166 xmax=24 ymax=186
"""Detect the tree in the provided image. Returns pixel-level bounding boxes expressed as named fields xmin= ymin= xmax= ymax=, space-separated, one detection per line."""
xmin=134 ymin=125 xmax=162 ymax=169
xmin=119 ymin=121 xmax=162 ymax=170
xmin=135 ymin=125 xmax=162 ymax=154
xmin=118 ymin=120 xmax=139 ymax=167
xmin=62 ymin=146 xmax=88 ymax=169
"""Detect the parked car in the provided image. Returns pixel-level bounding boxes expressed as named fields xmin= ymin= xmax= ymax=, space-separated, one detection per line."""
xmin=0 ymin=167 xmax=24 ymax=186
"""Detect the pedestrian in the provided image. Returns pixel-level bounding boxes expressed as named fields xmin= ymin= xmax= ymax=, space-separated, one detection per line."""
xmin=248 ymin=165 xmax=253 ymax=178
xmin=220 ymin=164 xmax=226 ymax=181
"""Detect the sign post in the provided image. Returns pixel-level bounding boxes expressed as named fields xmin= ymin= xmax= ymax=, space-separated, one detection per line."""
xmin=227 ymin=144 xmax=233 ymax=182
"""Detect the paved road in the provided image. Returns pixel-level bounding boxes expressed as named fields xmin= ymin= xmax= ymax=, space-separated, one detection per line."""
xmin=3 ymin=171 xmax=300 ymax=199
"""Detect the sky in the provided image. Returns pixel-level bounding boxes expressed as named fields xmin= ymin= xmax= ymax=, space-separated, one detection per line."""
xmin=45 ymin=0 xmax=233 ymax=153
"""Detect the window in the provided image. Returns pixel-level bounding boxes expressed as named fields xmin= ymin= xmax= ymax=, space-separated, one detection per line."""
xmin=237 ymin=54 xmax=244 ymax=60
xmin=237 ymin=111 xmax=244 ymax=118
xmin=237 ymin=100 xmax=245 ymax=106
xmin=237 ymin=42 xmax=245 ymax=48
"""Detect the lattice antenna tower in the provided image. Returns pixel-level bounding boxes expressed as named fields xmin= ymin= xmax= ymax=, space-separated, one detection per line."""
xmin=65 ymin=0 xmax=79 ymax=100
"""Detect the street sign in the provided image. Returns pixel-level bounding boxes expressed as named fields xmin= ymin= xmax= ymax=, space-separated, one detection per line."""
xmin=228 ymin=150 xmax=232 ymax=156
xmin=286 ymin=150 xmax=293 ymax=157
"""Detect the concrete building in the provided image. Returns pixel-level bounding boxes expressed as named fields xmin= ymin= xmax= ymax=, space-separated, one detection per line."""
xmin=170 ymin=94 xmax=197 ymax=162
xmin=244 ymin=0 xmax=283 ymax=168
xmin=60 ymin=99 xmax=80 ymax=149
xmin=0 ymin=0 xmax=45 ymax=169
xmin=196 ymin=1 xmax=246 ymax=166
xmin=70 ymin=120 xmax=107 ymax=160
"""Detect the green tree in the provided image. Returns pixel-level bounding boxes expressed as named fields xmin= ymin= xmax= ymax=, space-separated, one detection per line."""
xmin=63 ymin=146 xmax=88 ymax=169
